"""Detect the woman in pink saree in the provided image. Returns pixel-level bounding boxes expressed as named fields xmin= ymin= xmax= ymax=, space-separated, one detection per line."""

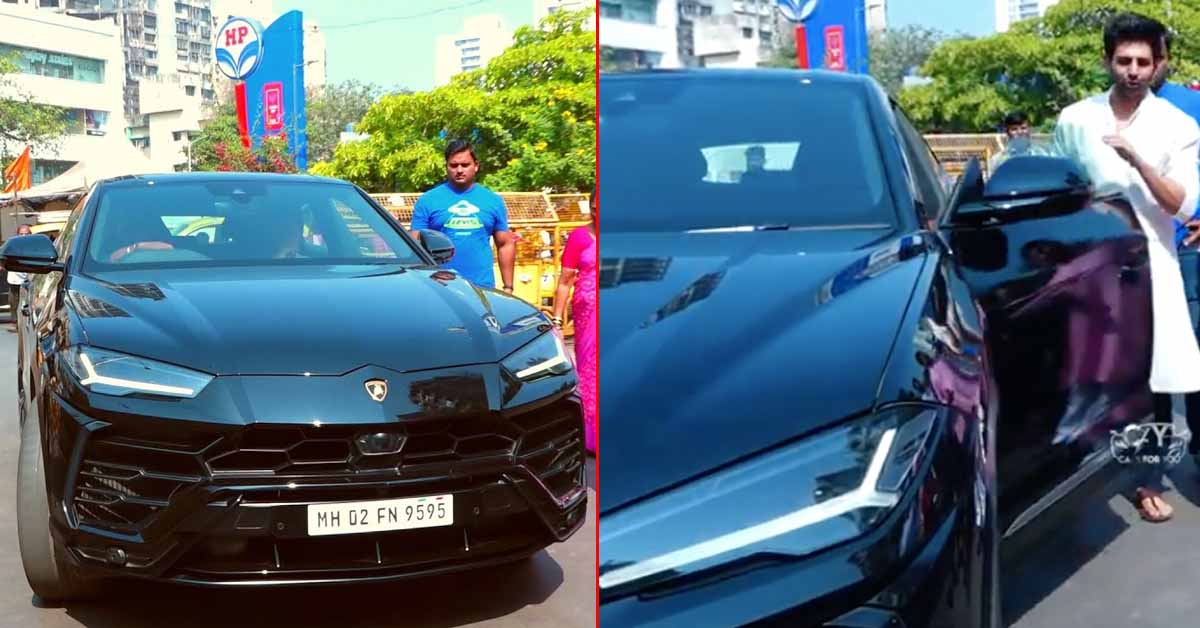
xmin=553 ymin=189 xmax=597 ymax=454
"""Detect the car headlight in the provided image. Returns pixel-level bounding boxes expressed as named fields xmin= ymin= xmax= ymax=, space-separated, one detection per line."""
xmin=598 ymin=404 xmax=944 ymax=596
xmin=62 ymin=345 xmax=214 ymax=399
xmin=501 ymin=330 xmax=573 ymax=381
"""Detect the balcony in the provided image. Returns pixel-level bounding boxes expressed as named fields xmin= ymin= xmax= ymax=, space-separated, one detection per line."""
xmin=599 ymin=17 xmax=677 ymax=56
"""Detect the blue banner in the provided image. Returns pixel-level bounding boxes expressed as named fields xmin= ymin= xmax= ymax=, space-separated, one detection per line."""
xmin=241 ymin=10 xmax=308 ymax=170
xmin=780 ymin=0 xmax=868 ymax=75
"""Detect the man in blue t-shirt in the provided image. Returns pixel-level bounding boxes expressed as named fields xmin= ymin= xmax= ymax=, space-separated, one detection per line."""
xmin=1153 ymin=30 xmax=1200 ymax=465
xmin=410 ymin=140 xmax=516 ymax=291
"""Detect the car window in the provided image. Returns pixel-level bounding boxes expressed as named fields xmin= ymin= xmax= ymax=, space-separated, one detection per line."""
xmin=892 ymin=106 xmax=948 ymax=221
xmin=599 ymin=75 xmax=896 ymax=232
xmin=82 ymin=180 xmax=424 ymax=271
xmin=54 ymin=189 xmax=90 ymax=258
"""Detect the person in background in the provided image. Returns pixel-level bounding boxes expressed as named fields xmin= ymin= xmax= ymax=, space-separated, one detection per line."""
xmin=7 ymin=223 xmax=31 ymax=331
xmin=741 ymin=145 xmax=767 ymax=182
xmin=1004 ymin=111 xmax=1032 ymax=139
xmin=552 ymin=188 xmax=597 ymax=454
xmin=1152 ymin=26 xmax=1200 ymax=468
xmin=996 ymin=111 xmax=1055 ymax=164
xmin=1152 ymin=29 xmax=1200 ymax=249
xmin=410 ymin=140 xmax=516 ymax=292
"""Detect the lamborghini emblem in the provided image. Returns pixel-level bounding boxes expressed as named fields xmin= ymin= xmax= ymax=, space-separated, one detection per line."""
xmin=364 ymin=379 xmax=388 ymax=402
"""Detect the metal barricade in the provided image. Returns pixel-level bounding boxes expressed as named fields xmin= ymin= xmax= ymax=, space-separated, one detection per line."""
xmin=369 ymin=191 xmax=590 ymax=337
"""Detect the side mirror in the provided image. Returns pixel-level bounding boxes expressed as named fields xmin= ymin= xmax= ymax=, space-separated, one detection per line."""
xmin=947 ymin=155 xmax=1091 ymax=226
xmin=0 ymin=235 xmax=62 ymax=274
xmin=418 ymin=229 xmax=455 ymax=264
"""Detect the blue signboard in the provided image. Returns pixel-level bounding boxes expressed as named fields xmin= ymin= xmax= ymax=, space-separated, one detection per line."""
xmin=221 ymin=10 xmax=308 ymax=171
xmin=777 ymin=0 xmax=868 ymax=75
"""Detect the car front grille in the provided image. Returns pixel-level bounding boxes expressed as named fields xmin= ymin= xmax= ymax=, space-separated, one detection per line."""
xmin=71 ymin=398 xmax=583 ymax=533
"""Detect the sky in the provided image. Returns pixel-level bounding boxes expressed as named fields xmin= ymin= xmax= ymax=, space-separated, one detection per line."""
xmin=888 ymin=0 xmax=995 ymax=37
xmin=274 ymin=0 xmax=537 ymax=92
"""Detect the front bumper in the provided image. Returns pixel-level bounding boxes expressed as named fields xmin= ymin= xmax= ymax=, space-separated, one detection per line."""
xmin=45 ymin=392 xmax=588 ymax=587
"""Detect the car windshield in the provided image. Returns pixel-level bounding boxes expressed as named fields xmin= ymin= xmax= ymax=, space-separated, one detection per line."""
xmin=82 ymin=179 xmax=424 ymax=270
xmin=599 ymin=74 xmax=896 ymax=232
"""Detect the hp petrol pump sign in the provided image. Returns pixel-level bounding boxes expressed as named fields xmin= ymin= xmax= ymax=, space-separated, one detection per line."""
xmin=216 ymin=18 xmax=264 ymax=80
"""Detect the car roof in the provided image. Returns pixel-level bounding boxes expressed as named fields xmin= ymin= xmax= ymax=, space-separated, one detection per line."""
xmin=599 ymin=68 xmax=880 ymax=88
xmin=92 ymin=172 xmax=351 ymax=188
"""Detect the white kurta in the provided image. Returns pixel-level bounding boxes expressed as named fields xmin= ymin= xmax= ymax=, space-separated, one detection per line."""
xmin=1054 ymin=90 xmax=1200 ymax=393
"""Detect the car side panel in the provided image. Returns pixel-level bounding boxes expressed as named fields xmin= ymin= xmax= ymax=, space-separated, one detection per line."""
xmin=944 ymin=197 xmax=1152 ymax=533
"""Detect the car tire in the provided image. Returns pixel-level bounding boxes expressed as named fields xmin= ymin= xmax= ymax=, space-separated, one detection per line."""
xmin=16 ymin=411 xmax=95 ymax=604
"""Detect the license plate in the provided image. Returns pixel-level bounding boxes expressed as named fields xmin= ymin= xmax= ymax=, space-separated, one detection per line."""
xmin=306 ymin=494 xmax=454 ymax=536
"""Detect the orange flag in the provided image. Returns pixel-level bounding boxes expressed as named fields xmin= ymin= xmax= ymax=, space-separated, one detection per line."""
xmin=3 ymin=146 xmax=32 ymax=194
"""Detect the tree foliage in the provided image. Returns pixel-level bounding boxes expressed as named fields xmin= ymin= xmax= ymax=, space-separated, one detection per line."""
xmin=188 ymin=101 xmax=296 ymax=173
xmin=868 ymin=26 xmax=946 ymax=94
xmin=311 ymin=8 xmax=595 ymax=193
xmin=759 ymin=23 xmax=945 ymax=95
xmin=900 ymin=0 xmax=1200 ymax=133
xmin=0 ymin=53 xmax=69 ymax=171
xmin=305 ymin=80 xmax=392 ymax=163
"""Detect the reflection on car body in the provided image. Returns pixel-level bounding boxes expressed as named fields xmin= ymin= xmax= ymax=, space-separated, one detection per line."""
xmin=598 ymin=69 xmax=1154 ymax=628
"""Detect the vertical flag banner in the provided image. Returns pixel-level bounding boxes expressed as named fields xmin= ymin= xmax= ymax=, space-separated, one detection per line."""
xmin=3 ymin=146 xmax=32 ymax=194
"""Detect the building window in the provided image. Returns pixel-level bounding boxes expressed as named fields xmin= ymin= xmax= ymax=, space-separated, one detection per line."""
xmin=32 ymin=160 xmax=75 ymax=185
xmin=172 ymin=131 xmax=185 ymax=141
xmin=462 ymin=64 xmax=481 ymax=71
xmin=39 ymin=0 xmax=61 ymax=7
xmin=185 ymin=85 xmax=195 ymax=96
xmin=462 ymin=46 xmax=481 ymax=54
xmin=454 ymin=37 xmax=481 ymax=46
xmin=85 ymin=110 xmax=108 ymax=135
xmin=700 ymin=5 xmax=713 ymax=16
xmin=0 ymin=44 xmax=104 ymax=83
xmin=461 ymin=55 xmax=481 ymax=64
xmin=612 ymin=0 xmax=657 ymax=24
xmin=599 ymin=1 xmax=621 ymax=19
xmin=146 ymin=33 xmax=156 ymax=44
xmin=742 ymin=27 xmax=753 ymax=38
xmin=145 ymin=15 xmax=157 ymax=29
xmin=146 ymin=65 xmax=158 ymax=76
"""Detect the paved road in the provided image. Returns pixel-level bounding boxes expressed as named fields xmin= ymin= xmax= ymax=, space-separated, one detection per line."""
xmin=1005 ymin=401 xmax=1200 ymax=628
xmin=0 ymin=328 xmax=596 ymax=628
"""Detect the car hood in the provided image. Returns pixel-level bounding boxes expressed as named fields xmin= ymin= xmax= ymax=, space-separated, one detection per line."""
xmin=67 ymin=265 xmax=547 ymax=376
xmin=599 ymin=229 xmax=928 ymax=513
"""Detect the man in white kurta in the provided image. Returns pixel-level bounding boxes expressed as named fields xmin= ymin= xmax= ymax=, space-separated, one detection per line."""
xmin=1053 ymin=12 xmax=1200 ymax=522
xmin=1056 ymin=89 xmax=1200 ymax=391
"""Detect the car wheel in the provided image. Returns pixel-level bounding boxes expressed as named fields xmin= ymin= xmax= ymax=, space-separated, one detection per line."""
xmin=16 ymin=412 xmax=95 ymax=604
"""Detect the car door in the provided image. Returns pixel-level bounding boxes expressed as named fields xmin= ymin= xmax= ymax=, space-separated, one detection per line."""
xmin=936 ymin=155 xmax=1153 ymax=537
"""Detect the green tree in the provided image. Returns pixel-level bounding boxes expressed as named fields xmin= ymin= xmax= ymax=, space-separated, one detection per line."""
xmin=188 ymin=101 xmax=296 ymax=173
xmin=868 ymin=26 xmax=946 ymax=94
xmin=759 ymin=22 xmax=945 ymax=95
xmin=900 ymin=0 xmax=1200 ymax=133
xmin=312 ymin=8 xmax=595 ymax=193
xmin=0 ymin=53 xmax=69 ymax=174
xmin=305 ymin=80 xmax=393 ymax=163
